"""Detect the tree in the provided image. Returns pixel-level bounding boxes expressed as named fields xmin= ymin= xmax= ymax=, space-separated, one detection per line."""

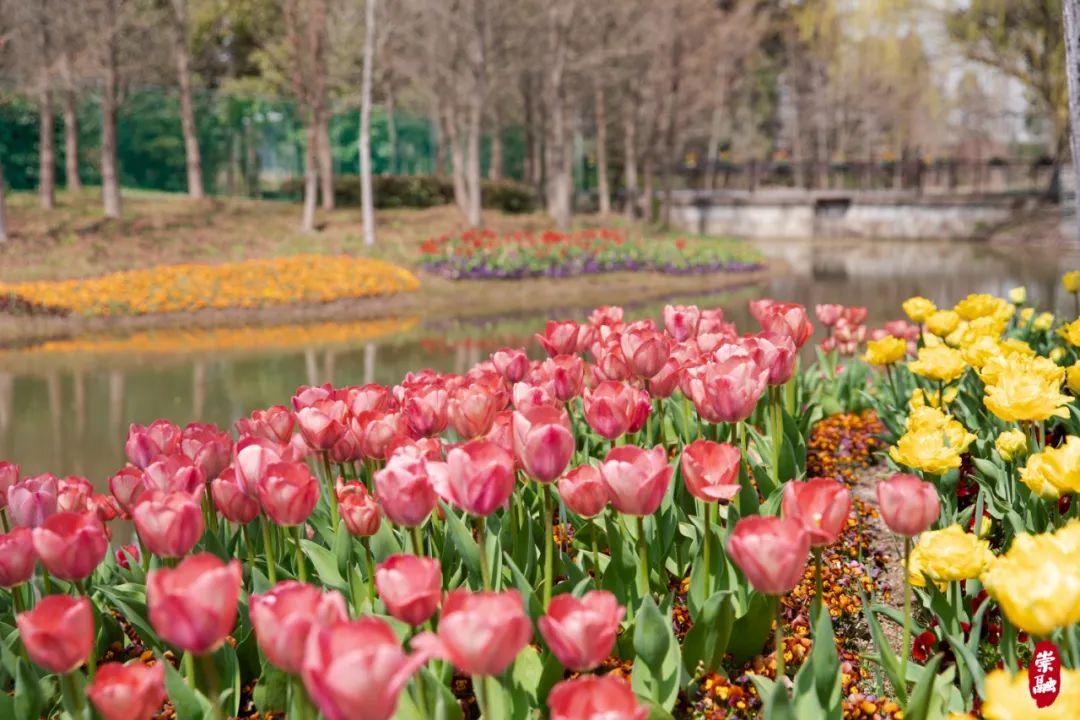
xmin=359 ymin=0 xmax=377 ymax=245
xmin=96 ymin=0 xmax=124 ymax=218
xmin=162 ymin=0 xmax=205 ymax=199
xmin=1064 ymin=0 xmax=1080 ymax=240
xmin=36 ymin=0 xmax=55 ymax=210
xmin=58 ymin=36 xmax=82 ymax=191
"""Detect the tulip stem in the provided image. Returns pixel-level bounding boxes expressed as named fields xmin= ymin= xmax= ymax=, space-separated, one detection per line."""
xmin=0 ymin=508 xmax=8 ymax=533
xmin=363 ymin=538 xmax=377 ymax=603
xmin=635 ymin=515 xmax=649 ymax=599
xmin=542 ymin=485 xmax=554 ymax=608
xmin=10 ymin=585 xmax=24 ymax=614
xmin=475 ymin=675 xmax=492 ymax=718
xmin=198 ymin=653 xmax=223 ymax=720
xmin=812 ymin=547 xmax=823 ymax=621
xmin=261 ymin=519 xmax=277 ymax=584
xmin=702 ymin=502 xmax=713 ymax=597
xmin=587 ymin=518 xmax=601 ymax=578
xmin=410 ymin=525 xmax=425 ymax=557
xmin=774 ymin=599 xmax=785 ymax=681
xmin=60 ymin=672 xmax=86 ymax=719
xmin=243 ymin=525 xmax=257 ymax=579
xmin=41 ymin=567 xmax=52 ymax=594
xmin=321 ymin=453 xmax=340 ymax=531
xmin=293 ymin=526 xmax=307 ymax=582
xmin=770 ymin=387 xmax=782 ymax=489
xmin=900 ymin=536 xmax=912 ymax=701
xmin=476 ymin=516 xmax=490 ymax=590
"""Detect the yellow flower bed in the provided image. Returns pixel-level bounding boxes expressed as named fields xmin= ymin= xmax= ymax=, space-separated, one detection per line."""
xmin=0 ymin=255 xmax=420 ymax=316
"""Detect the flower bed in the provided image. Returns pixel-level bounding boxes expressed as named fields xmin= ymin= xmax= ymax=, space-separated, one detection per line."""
xmin=2 ymin=284 xmax=1080 ymax=720
xmin=419 ymin=228 xmax=764 ymax=279
xmin=0 ymin=254 xmax=420 ymax=317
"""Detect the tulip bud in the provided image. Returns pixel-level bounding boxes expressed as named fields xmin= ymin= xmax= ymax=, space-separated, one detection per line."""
xmin=403 ymin=384 xmax=450 ymax=438
xmin=781 ymin=477 xmax=852 ymax=547
xmin=680 ymin=440 xmax=741 ymax=503
xmin=257 ymin=461 xmax=320 ymax=527
xmin=449 ymin=383 xmax=502 ymax=439
xmin=147 ymin=553 xmax=242 ymax=655
xmin=32 ymin=511 xmax=109 ymax=581
xmin=375 ymin=554 xmax=442 ymax=626
xmin=726 ymin=516 xmax=810 ymax=595
xmin=512 ymin=406 xmax=574 ymax=483
xmin=543 ymin=354 xmax=585 ymax=402
xmin=548 ymin=675 xmax=649 ymax=720
xmin=250 ymin=580 xmax=349 ymax=675
xmin=535 ymin=321 xmax=581 ymax=357
xmin=211 ymin=467 xmax=260 ymax=524
xmin=491 ymin=348 xmax=530 ymax=383
xmin=876 ymin=473 xmax=940 ymax=536
xmin=180 ymin=423 xmax=232 ymax=481
xmin=374 ymin=446 xmax=438 ymax=527
xmin=538 ymin=591 xmax=624 ymax=671
xmin=125 ymin=420 xmax=181 ymax=470
xmin=583 ymin=381 xmax=650 ymax=441
xmin=412 ymin=589 xmax=532 ymax=676
xmin=16 ymin=594 xmax=94 ymax=674
xmin=599 ymin=445 xmax=672 ymax=517
xmin=427 ymin=440 xmax=515 ymax=517
xmin=0 ymin=528 xmax=36 ymax=587
xmin=663 ymin=304 xmax=701 ymax=342
xmin=0 ymin=461 xmax=20 ymax=508
xmin=557 ymin=465 xmax=609 ymax=518
xmin=87 ymin=662 xmax=167 ymax=720
xmin=338 ymin=485 xmax=381 ymax=537
xmin=7 ymin=474 xmax=58 ymax=528
xmin=132 ymin=490 xmax=205 ymax=558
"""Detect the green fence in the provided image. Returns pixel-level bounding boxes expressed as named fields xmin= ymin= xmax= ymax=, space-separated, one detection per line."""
xmin=0 ymin=86 xmax=526 ymax=195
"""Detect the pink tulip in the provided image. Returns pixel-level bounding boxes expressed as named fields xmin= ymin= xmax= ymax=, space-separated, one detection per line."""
xmin=741 ymin=332 xmax=798 ymax=386
xmin=781 ymin=477 xmax=852 ymax=547
xmin=234 ymin=436 xmax=289 ymax=495
xmin=115 ymin=544 xmax=140 ymax=571
xmin=143 ymin=453 xmax=204 ymax=496
xmin=557 ymin=466 xmax=609 ymax=518
xmin=32 ymin=511 xmax=108 ymax=581
xmin=583 ymin=381 xmax=650 ymax=440
xmin=484 ymin=410 xmax=516 ymax=461
xmin=125 ymin=420 xmax=181 ymax=470
xmin=591 ymin=341 xmax=632 ymax=382
xmin=180 ymin=423 xmax=232 ymax=481
xmin=844 ymin=306 xmax=868 ymax=325
xmin=87 ymin=662 xmax=167 ymax=720
xmin=339 ymin=485 xmax=381 ymax=537
xmin=89 ymin=493 xmax=121 ymax=524
xmin=56 ymin=475 xmax=94 ymax=514
xmin=756 ymin=301 xmax=814 ymax=349
xmin=296 ymin=399 xmax=348 ymax=452
xmin=337 ymin=384 xmax=393 ymax=417
xmin=236 ymin=405 xmax=295 ymax=444
xmin=491 ymin=348 xmax=530 ymax=383
xmin=354 ymin=410 xmax=410 ymax=461
xmin=403 ymin=384 xmax=450 ymax=438
xmin=544 ymin=354 xmax=585 ymax=402
xmin=132 ymin=490 xmax=205 ymax=558
xmin=588 ymin=305 xmax=624 ymax=328
xmin=257 ymin=461 xmax=320 ymax=526
xmin=681 ymin=440 xmax=742 ymax=502
xmin=698 ymin=307 xmax=729 ymax=334
xmin=512 ymin=406 xmax=575 ymax=483
xmin=876 ymin=473 xmax=941 ymax=536
xmin=375 ymin=554 xmax=442 ymax=626
xmin=620 ymin=322 xmax=670 ymax=379
xmin=512 ymin=381 xmax=558 ymax=414
xmin=327 ymin=425 xmax=363 ymax=464
xmin=814 ymin=304 xmax=844 ymax=327
xmin=147 ymin=552 xmax=242 ymax=654
xmin=0 ymin=461 xmax=19 ymax=508
xmin=664 ymin=304 xmax=701 ymax=342
xmin=726 ymin=516 xmax=810 ymax=595
xmin=548 ymin=675 xmax=649 ymax=720
xmin=0 ymin=528 xmax=36 ymax=587
xmin=250 ymin=580 xmax=349 ymax=674
xmin=291 ymin=383 xmax=333 ymax=411
xmin=599 ymin=446 xmax=672 ymax=517
xmin=16 ymin=594 xmax=94 ymax=674
xmin=374 ymin=445 xmax=438 ymax=527
xmin=535 ymin=320 xmax=581 ymax=357
xmin=428 ymin=440 xmax=515 ymax=517
xmin=7 ymin=474 xmax=58 ymax=528
xmin=680 ymin=355 xmax=768 ymax=424
xmin=648 ymin=355 xmax=683 ymax=398
xmin=449 ymin=383 xmax=502 ymax=439
xmin=302 ymin=617 xmax=429 ymax=720
xmin=413 ymin=589 xmax=532 ymax=676
xmin=538 ymin=591 xmax=624 ymax=671
xmin=211 ymin=467 xmax=260 ymax=524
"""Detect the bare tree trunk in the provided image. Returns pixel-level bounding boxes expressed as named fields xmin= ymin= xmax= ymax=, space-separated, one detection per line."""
xmin=359 ymin=0 xmax=377 ymax=245
xmin=37 ymin=0 xmax=55 ymax=210
xmin=623 ymin=111 xmax=638 ymax=219
xmin=301 ymin=122 xmax=318 ymax=232
xmin=445 ymin=104 xmax=469 ymax=219
xmin=544 ymin=4 xmax=574 ymax=231
xmin=386 ymin=90 xmax=398 ymax=175
xmin=595 ymin=86 xmax=610 ymax=215
xmin=1063 ymin=0 xmax=1080 ymax=236
xmin=101 ymin=0 xmax=122 ymax=219
xmin=641 ymin=152 xmax=654 ymax=223
xmin=167 ymin=0 xmax=204 ymax=199
xmin=0 ymin=160 xmax=8 ymax=242
xmin=660 ymin=14 xmax=682 ymax=228
xmin=59 ymin=49 xmax=81 ymax=191
xmin=488 ymin=111 xmax=503 ymax=181
xmin=466 ymin=102 xmax=482 ymax=226
xmin=316 ymin=108 xmax=334 ymax=209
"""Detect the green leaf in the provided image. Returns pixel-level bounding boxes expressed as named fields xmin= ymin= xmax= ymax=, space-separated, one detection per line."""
xmin=793 ymin=605 xmax=842 ymax=718
xmin=441 ymin=503 xmax=481 ymax=582
xmin=682 ymin=590 xmax=734 ymax=675
xmin=727 ymin=592 xmax=777 ymax=664
xmin=904 ymin=653 xmax=946 ymax=720
xmin=162 ymin=655 xmax=211 ymax=720
xmin=300 ymin=539 xmax=348 ymax=591
xmin=252 ymin=661 xmax=289 ymax=714
xmin=14 ymin=658 xmax=44 ymax=720
xmin=631 ymin=596 xmax=682 ymax=711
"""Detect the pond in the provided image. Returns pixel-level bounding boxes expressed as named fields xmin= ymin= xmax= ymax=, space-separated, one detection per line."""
xmin=2 ymin=237 xmax=1078 ymax=482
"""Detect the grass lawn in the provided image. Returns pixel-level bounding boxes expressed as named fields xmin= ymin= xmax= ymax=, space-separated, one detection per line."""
xmin=0 ymin=189 xmax=775 ymax=342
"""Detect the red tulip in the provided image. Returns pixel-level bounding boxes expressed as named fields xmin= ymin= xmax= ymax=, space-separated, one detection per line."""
xmin=620 ymin=321 xmax=670 ymax=379
xmin=337 ymin=383 xmax=393 ymax=417
xmin=680 ymin=355 xmax=768 ymax=424
xmin=844 ymin=306 xmax=868 ymax=325
xmin=726 ymin=516 xmax=810 ymax=595
xmin=583 ymin=381 xmax=650 ymax=441
xmin=591 ymin=340 xmax=632 ymax=382
xmin=0 ymin=461 xmax=19 ymax=507
xmin=7 ymin=474 xmax=58 ymax=528
xmin=781 ymin=477 xmax=852 ymax=547
xmin=599 ymin=446 xmax=672 ymax=516
xmin=449 ymin=383 xmax=502 ymax=439
xmin=557 ymin=465 xmax=609 ymax=518
xmin=403 ymin=384 xmax=450 ymax=438
xmin=664 ymin=304 xmax=701 ymax=342
xmin=148 ymin=552 xmax=242 ymax=654
xmin=211 ymin=467 xmax=260 ymax=524
xmin=428 ymin=440 xmax=515 ymax=517
xmin=88 ymin=493 xmax=122 ymax=524
xmin=180 ymin=423 xmax=232 ymax=481
xmin=125 ymin=420 xmax=181 ymax=470
xmin=32 ymin=511 xmax=108 ymax=581
xmin=236 ymin=404 xmax=295 ymax=444
xmin=512 ymin=406 xmax=574 ymax=483
xmin=814 ymin=304 xmax=844 ymax=327
xmin=491 ymin=348 xmax=530 ymax=383
xmin=588 ymin=305 xmax=624 ymax=328
xmin=681 ymin=440 xmax=741 ymax=502
xmin=413 ymin=589 xmax=532 ymax=676
xmin=143 ymin=453 xmax=204 ymax=496
xmin=512 ymin=381 xmax=558 ymax=414
xmin=544 ymin=354 xmax=586 ymax=402
xmin=257 ymin=461 xmax=320 ymax=526
xmin=115 ymin=544 xmax=140 ymax=571
xmin=375 ymin=554 xmax=442 ymax=626
xmin=648 ymin=355 xmax=683 ymax=398
xmin=302 ymin=617 xmax=429 ymax=720
xmin=296 ymin=399 xmax=348 ymax=452
xmin=291 ymin=383 xmax=333 ymax=411
xmin=876 ymin=473 xmax=940 ymax=536
xmin=56 ymin=475 xmax=94 ymax=514
xmin=535 ymin=320 xmax=581 ymax=357
xmin=132 ymin=490 xmax=205 ymax=558
xmin=740 ymin=332 xmax=798 ymax=386
xmin=538 ymin=590 xmax=624 ymax=671
xmin=353 ymin=410 xmax=410 ymax=461
xmin=339 ymin=484 xmax=381 ymax=537
xmin=548 ymin=674 xmax=648 ymax=720
xmin=250 ymin=580 xmax=349 ymax=674
xmin=0 ymin=528 xmax=36 ymax=587
xmin=16 ymin=594 xmax=94 ymax=674
xmin=756 ymin=301 xmax=814 ymax=349
xmin=87 ymin=662 xmax=167 ymax=720
xmin=374 ymin=445 xmax=438 ymax=527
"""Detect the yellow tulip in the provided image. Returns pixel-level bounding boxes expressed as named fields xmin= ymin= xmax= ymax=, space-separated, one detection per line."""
xmin=982 ymin=667 xmax=1080 ymax=719
xmin=1020 ymin=307 xmax=1035 ymax=324
xmin=1007 ymin=286 xmax=1026 ymax=304
xmin=907 ymin=525 xmax=992 ymax=586
xmin=983 ymin=371 xmax=1071 ymax=422
xmin=960 ymin=335 xmax=1000 ymax=369
xmin=863 ymin=336 xmax=907 ymax=366
xmin=1033 ymin=312 xmax=1054 ymax=331
xmin=1050 ymin=346 xmax=1066 ymax=363
xmin=926 ymin=310 xmax=960 ymax=337
xmin=1059 ymin=318 xmax=1080 ymax=347
xmin=994 ymin=429 xmax=1028 ymax=462
xmin=1063 ymin=270 xmax=1080 ymax=293
xmin=890 ymin=423 xmax=973 ymax=476
xmin=982 ymin=527 xmax=1080 ymax=635
xmin=1067 ymin=363 xmax=1080 ymax=394
xmin=1018 ymin=437 xmax=1080 ymax=499
xmin=908 ymin=345 xmax=967 ymax=383
xmin=902 ymin=296 xmax=936 ymax=323
xmin=953 ymin=293 xmax=1010 ymax=322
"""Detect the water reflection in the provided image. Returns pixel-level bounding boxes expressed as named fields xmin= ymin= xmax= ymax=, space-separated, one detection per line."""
xmin=2 ymin=238 xmax=1078 ymax=482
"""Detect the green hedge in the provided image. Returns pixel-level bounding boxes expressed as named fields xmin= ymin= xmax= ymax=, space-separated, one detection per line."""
xmin=277 ymin=174 xmax=537 ymax=213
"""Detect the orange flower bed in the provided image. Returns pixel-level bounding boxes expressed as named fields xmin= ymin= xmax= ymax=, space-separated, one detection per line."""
xmin=0 ymin=255 xmax=420 ymax=317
